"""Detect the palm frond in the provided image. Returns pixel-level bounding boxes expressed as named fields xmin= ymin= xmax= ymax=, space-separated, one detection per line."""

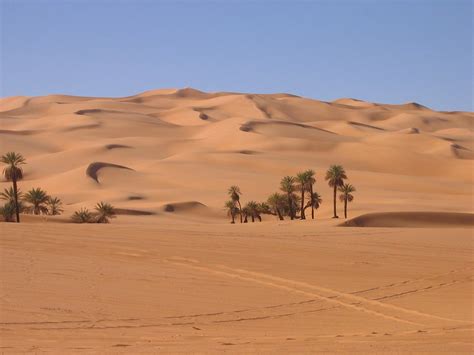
xmin=23 ymin=187 xmax=50 ymax=215
xmin=95 ymin=201 xmax=116 ymax=223
xmin=325 ymin=165 xmax=347 ymax=187
xmin=1 ymin=152 xmax=25 ymax=182
xmin=71 ymin=208 xmax=93 ymax=223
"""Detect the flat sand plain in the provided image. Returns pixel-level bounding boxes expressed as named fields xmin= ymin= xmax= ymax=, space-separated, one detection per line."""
xmin=0 ymin=222 xmax=473 ymax=353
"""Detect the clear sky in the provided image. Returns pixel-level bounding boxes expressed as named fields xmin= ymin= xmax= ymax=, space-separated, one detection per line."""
xmin=1 ymin=0 xmax=472 ymax=111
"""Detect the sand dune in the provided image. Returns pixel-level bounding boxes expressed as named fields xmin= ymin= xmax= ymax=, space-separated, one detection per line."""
xmin=0 ymin=87 xmax=472 ymax=218
xmin=342 ymin=212 xmax=474 ymax=228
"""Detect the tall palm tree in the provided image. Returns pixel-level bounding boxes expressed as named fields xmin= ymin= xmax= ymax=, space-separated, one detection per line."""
xmin=296 ymin=170 xmax=315 ymax=220
xmin=228 ymin=186 xmax=243 ymax=223
xmin=267 ymin=192 xmax=286 ymax=220
xmin=305 ymin=170 xmax=316 ymax=219
xmin=47 ymin=196 xmax=64 ymax=216
xmin=303 ymin=191 xmax=322 ymax=217
xmin=280 ymin=176 xmax=296 ymax=220
xmin=225 ymin=200 xmax=238 ymax=224
xmin=325 ymin=165 xmax=347 ymax=218
xmin=1 ymin=152 xmax=25 ymax=222
xmin=95 ymin=201 xmax=116 ymax=223
xmin=23 ymin=187 xmax=49 ymax=215
xmin=339 ymin=183 xmax=356 ymax=219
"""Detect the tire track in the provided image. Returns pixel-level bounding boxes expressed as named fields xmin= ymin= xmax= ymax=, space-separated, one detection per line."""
xmin=216 ymin=265 xmax=470 ymax=324
xmin=170 ymin=261 xmax=425 ymax=326
xmin=351 ymin=266 xmax=473 ymax=295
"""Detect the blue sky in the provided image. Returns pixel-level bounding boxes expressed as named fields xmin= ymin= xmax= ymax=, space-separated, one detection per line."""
xmin=1 ymin=0 xmax=472 ymax=111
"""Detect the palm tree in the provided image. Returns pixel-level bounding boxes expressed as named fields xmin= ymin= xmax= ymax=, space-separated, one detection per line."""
xmin=47 ymin=196 xmax=64 ymax=216
xmin=225 ymin=200 xmax=238 ymax=224
xmin=1 ymin=152 xmax=25 ymax=222
xmin=0 ymin=187 xmax=25 ymax=214
xmin=303 ymin=191 xmax=322 ymax=217
xmin=296 ymin=170 xmax=315 ymax=220
xmin=71 ymin=208 xmax=93 ymax=223
xmin=0 ymin=203 xmax=16 ymax=222
xmin=280 ymin=176 xmax=296 ymax=220
xmin=256 ymin=202 xmax=271 ymax=221
xmin=228 ymin=186 xmax=243 ymax=223
xmin=241 ymin=206 xmax=250 ymax=223
xmin=305 ymin=170 xmax=316 ymax=219
xmin=339 ymin=183 xmax=356 ymax=219
xmin=23 ymin=187 xmax=49 ymax=215
xmin=245 ymin=201 xmax=259 ymax=222
xmin=325 ymin=165 xmax=347 ymax=218
xmin=267 ymin=192 xmax=286 ymax=220
xmin=95 ymin=201 xmax=116 ymax=223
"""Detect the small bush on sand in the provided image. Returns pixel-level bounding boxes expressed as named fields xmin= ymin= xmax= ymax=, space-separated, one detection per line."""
xmin=71 ymin=208 xmax=93 ymax=223
xmin=95 ymin=202 xmax=116 ymax=223
xmin=0 ymin=202 xmax=16 ymax=222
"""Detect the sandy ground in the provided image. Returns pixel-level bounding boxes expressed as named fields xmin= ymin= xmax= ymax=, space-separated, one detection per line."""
xmin=0 ymin=88 xmax=473 ymax=352
xmin=0 ymin=222 xmax=472 ymax=353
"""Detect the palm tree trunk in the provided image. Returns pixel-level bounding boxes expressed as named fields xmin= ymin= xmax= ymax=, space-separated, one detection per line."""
xmin=310 ymin=184 xmax=314 ymax=219
xmin=12 ymin=178 xmax=20 ymax=223
xmin=333 ymin=185 xmax=338 ymax=218
xmin=237 ymin=201 xmax=242 ymax=223
xmin=300 ymin=188 xmax=305 ymax=220
xmin=276 ymin=208 xmax=283 ymax=220
xmin=288 ymin=194 xmax=294 ymax=220
xmin=231 ymin=212 xmax=235 ymax=224
xmin=344 ymin=197 xmax=348 ymax=219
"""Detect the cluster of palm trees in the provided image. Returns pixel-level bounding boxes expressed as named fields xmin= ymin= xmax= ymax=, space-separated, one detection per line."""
xmin=225 ymin=165 xmax=356 ymax=223
xmin=0 ymin=186 xmax=64 ymax=221
xmin=0 ymin=152 xmax=64 ymax=222
xmin=71 ymin=202 xmax=116 ymax=224
xmin=0 ymin=152 xmax=116 ymax=224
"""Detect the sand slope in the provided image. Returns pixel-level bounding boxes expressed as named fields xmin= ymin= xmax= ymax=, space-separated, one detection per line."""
xmin=0 ymin=88 xmax=472 ymax=221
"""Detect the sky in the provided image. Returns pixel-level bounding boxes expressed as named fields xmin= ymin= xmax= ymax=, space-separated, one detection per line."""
xmin=1 ymin=0 xmax=472 ymax=111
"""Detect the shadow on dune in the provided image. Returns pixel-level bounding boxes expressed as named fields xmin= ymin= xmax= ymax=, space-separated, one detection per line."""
xmin=240 ymin=120 xmax=337 ymax=134
xmin=114 ymin=208 xmax=156 ymax=216
xmin=163 ymin=201 xmax=207 ymax=213
xmin=86 ymin=162 xmax=134 ymax=183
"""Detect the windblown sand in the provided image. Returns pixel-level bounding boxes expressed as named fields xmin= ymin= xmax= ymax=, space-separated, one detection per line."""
xmin=0 ymin=88 xmax=473 ymax=352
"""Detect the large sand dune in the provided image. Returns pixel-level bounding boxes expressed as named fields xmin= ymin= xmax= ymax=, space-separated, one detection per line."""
xmin=1 ymin=88 xmax=472 ymax=220
xmin=0 ymin=89 xmax=473 ymax=352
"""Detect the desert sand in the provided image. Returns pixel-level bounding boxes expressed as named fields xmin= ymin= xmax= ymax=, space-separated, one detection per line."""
xmin=0 ymin=88 xmax=473 ymax=352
